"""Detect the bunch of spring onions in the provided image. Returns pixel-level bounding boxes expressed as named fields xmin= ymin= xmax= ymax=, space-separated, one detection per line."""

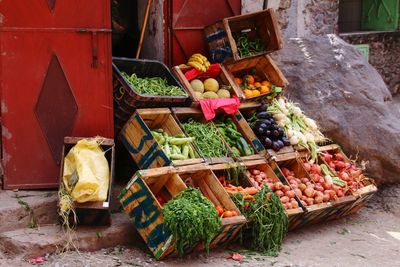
xmin=267 ymin=98 xmax=328 ymax=161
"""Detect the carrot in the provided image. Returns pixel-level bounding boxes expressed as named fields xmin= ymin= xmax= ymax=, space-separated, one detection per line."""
xmin=243 ymin=187 xmax=258 ymax=195
xmin=243 ymin=195 xmax=255 ymax=200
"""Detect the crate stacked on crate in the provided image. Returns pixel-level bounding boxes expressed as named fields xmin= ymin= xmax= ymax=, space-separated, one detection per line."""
xmin=118 ymin=164 xmax=247 ymax=259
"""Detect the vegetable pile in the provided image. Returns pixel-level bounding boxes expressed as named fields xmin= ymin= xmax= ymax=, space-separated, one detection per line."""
xmin=152 ymin=129 xmax=196 ymax=160
xmin=215 ymin=204 xmax=239 ymax=218
xmin=321 ymin=151 xmax=366 ymax=192
xmin=163 ymin=188 xmax=221 ymax=256
xmin=121 ymin=72 xmax=186 ymax=97
xmin=248 ymin=105 xmax=290 ymax=151
xmin=268 ymin=98 xmax=327 ymax=160
xmin=232 ymin=186 xmax=288 ymax=256
xmin=246 ymin=169 xmax=299 ymax=210
xmin=233 ymin=32 xmax=264 ymax=58
xmin=281 ymin=164 xmax=346 ymax=207
xmin=182 ymin=119 xmax=228 ymax=158
xmin=233 ymin=71 xmax=282 ymax=99
xmin=215 ymin=118 xmax=254 ymax=157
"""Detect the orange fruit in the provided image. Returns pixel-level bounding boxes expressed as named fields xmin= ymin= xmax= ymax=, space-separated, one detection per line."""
xmin=234 ymin=77 xmax=242 ymax=85
xmin=260 ymin=85 xmax=270 ymax=94
xmin=252 ymin=90 xmax=261 ymax=97
xmin=244 ymin=89 xmax=253 ymax=98
xmin=254 ymin=82 xmax=262 ymax=88
xmin=261 ymin=80 xmax=271 ymax=87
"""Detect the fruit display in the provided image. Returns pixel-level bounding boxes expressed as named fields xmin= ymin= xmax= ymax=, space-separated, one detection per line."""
xmin=268 ymin=98 xmax=327 ymax=161
xmin=247 ymin=105 xmax=290 ymax=152
xmin=190 ymin=78 xmax=233 ymax=100
xmin=215 ymin=118 xmax=254 ymax=157
xmin=281 ymin=165 xmax=341 ymax=207
xmin=232 ymin=69 xmax=282 ymax=99
xmin=321 ymin=151 xmax=366 ymax=192
xmin=233 ymin=32 xmax=264 ymax=58
xmin=246 ymin=168 xmax=299 ymax=210
xmin=186 ymin=53 xmax=211 ymax=72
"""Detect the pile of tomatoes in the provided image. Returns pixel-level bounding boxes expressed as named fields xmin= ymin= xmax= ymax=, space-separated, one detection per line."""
xmin=234 ymin=74 xmax=272 ymax=98
xmin=215 ymin=205 xmax=239 ymax=218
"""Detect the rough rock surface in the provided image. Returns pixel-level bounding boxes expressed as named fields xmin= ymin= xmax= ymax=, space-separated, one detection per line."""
xmin=271 ymin=35 xmax=400 ymax=184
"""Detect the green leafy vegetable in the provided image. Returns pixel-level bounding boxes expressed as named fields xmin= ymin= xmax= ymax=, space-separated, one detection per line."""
xmin=163 ymin=188 xmax=221 ymax=256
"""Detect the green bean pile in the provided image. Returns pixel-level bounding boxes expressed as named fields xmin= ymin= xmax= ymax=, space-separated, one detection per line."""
xmin=182 ymin=119 xmax=228 ymax=158
xmin=121 ymin=72 xmax=187 ymax=97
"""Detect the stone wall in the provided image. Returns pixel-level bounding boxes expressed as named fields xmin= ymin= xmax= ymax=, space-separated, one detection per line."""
xmin=341 ymin=32 xmax=400 ymax=97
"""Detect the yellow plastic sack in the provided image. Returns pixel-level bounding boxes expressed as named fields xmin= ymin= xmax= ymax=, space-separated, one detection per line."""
xmin=63 ymin=139 xmax=110 ymax=203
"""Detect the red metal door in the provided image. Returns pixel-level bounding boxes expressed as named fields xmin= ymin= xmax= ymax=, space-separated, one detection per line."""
xmin=0 ymin=0 xmax=113 ymax=189
xmin=168 ymin=0 xmax=241 ymax=66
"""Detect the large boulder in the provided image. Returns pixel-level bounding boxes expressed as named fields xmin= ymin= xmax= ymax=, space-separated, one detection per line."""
xmin=271 ymin=35 xmax=400 ymax=184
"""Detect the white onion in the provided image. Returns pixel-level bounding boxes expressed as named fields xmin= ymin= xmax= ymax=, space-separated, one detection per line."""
xmin=273 ymin=113 xmax=286 ymax=121
xmin=289 ymin=136 xmax=299 ymax=145
xmin=305 ymin=132 xmax=315 ymax=143
xmin=305 ymin=118 xmax=318 ymax=131
xmin=287 ymin=129 xmax=294 ymax=138
xmin=292 ymin=106 xmax=302 ymax=117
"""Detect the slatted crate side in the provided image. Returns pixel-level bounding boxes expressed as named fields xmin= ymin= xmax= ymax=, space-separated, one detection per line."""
xmin=172 ymin=107 xmax=234 ymax=164
xmin=204 ymin=21 xmax=233 ymax=63
xmin=119 ymin=169 xmax=193 ymax=260
xmin=60 ymin=137 xmax=115 ymax=226
xmin=225 ymin=55 xmax=289 ymax=102
xmin=171 ymin=65 xmax=244 ymax=105
xmin=137 ymin=109 xmax=204 ymax=166
xmin=120 ymin=111 xmax=172 ymax=169
xmin=223 ymin=9 xmax=283 ymax=61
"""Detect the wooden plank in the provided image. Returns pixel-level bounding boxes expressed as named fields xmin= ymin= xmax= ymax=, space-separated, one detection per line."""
xmin=164 ymin=174 xmax=187 ymax=198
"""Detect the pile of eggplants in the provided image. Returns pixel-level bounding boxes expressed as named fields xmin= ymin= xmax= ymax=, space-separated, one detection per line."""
xmin=251 ymin=104 xmax=290 ymax=151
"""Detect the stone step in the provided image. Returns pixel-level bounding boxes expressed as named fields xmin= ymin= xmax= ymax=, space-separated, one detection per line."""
xmin=0 ymin=213 xmax=140 ymax=259
xmin=0 ymin=191 xmax=58 ymax=233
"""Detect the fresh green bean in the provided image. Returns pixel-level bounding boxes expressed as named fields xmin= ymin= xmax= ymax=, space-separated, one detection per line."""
xmin=121 ymin=72 xmax=187 ymax=97
xmin=182 ymin=119 xmax=228 ymax=158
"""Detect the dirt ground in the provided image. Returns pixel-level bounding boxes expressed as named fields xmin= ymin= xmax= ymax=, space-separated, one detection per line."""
xmin=1 ymin=184 xmax=399 ymax=267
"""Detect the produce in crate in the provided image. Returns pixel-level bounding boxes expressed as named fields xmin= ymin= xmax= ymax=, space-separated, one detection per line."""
xmin=215 ymin=118 xmax=254 ymax=157
xmin=182 ymin=119 xmax=228 ymax=158
xmin=215 ymin=204 xmax=239 ymax=218
xmin=190 ymin=78 xmax=233 ymax=99
xmin=151 ymin=129 xmax=196 ymax=160
xmin=233 ymin=69 xmax=282 ymax=99
xmin=281 ymin=166 xmax=342 ymax=206
xmin=246 ymin=168 xmax=299 ymax=210
xmin=321 ymin=151 xmax=366 ymax=192
xmin=247 ymin=105 xmax=290 ymax=151
xmin=185 ymin=53 xmax=211 ymax=72
xmin=121 ymin=72 xmax=186 ymax=97
xmin=233 ymin=32 xmax=264 ymax=58
xmin=163 ymin=188 xmax=221 ymax=256
xmin=268 ymin=98 xmax=328 ymax=160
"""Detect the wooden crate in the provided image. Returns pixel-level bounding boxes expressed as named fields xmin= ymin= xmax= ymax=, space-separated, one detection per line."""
xmin=204 ymin=9 xmax=283 ymax=63
xmin=178 ymin=166 xmax=247 ymax=249
xmin=224 ymin=55 xmax=288 ymax=102
xmin=272 ymin=153 xmax=356 ymax=228
xmin=171 ymin=64 xmax=244 ymax=106
xmin=318 ymin=144 xmax=378 ymax=216
xmin=112 ymin=57 xmax=192 ymax=133
xmin=172 ymin=107 xmax=265 ymax=163
xmin=119 ymin=108 xmax=204 ymax=170
xmin=59 ymin=137 xmax=115 ymax=226
xmin=211 ymin=159 xmax=304 ymax=231
xmin=172 ymin=107 xmax=233 ymax=164
xmin=119 ymin=164 xmax=247 ymax=259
